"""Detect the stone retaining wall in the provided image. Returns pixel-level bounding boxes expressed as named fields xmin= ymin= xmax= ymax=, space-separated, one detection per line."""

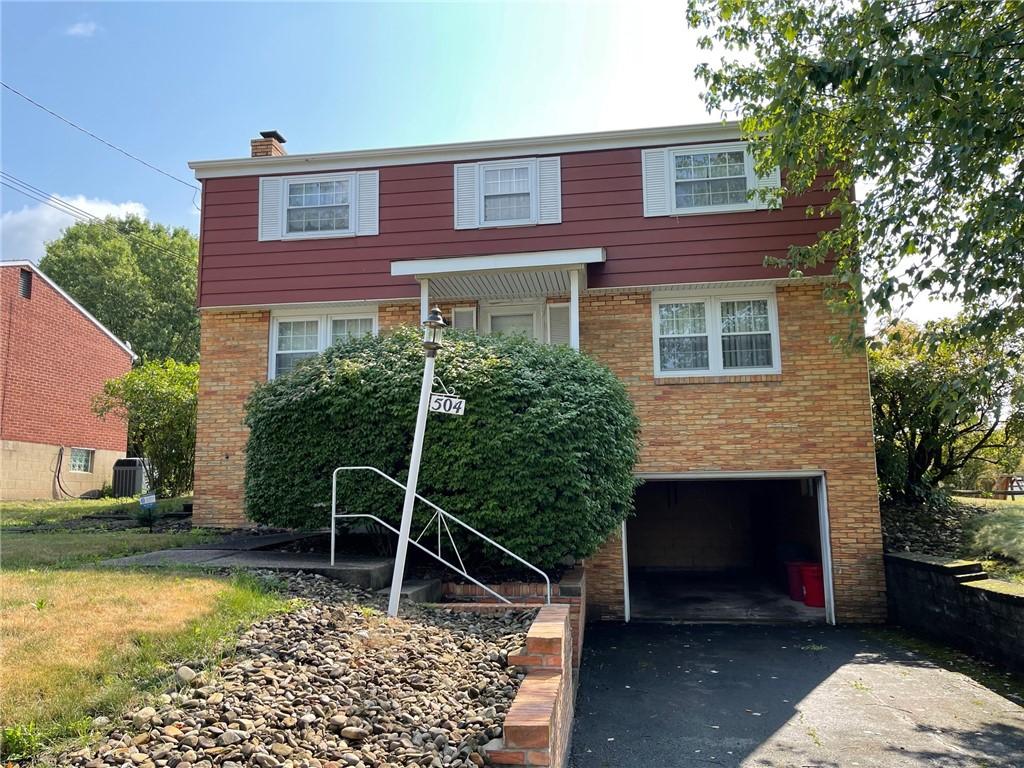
xmin=441 ymin=567 xmax=586 ymax=670
xmin=884 ymin=553 xmax=1024 ymax=675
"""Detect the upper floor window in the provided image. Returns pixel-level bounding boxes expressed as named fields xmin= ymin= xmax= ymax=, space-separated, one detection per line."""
xmin=454 ymin=157 xmax=561 ymax=229
xmin=653 ymin=291 xmax=781 ymax=377
xmin=642 ymin=141 xmax=781 ymax=217
xmin=270 ymin=309 xmax=378 ymax=379
xmin=287 ymin=178 xmax=351 ymax=235
xmin=18 ymin=268 xmax=32 ymax=299
xmin=259 ymin=171 xmax=379 ymax=241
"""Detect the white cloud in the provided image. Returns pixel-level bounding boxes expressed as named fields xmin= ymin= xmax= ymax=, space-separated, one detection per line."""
xmin=0 ymin=195 xmax=147 ymax=264
xmin=65 ymin=21 xmax=99 ymax=38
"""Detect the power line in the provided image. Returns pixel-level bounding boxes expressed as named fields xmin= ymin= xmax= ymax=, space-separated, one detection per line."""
xmin=1 ymin=172 xmax=192 ymax=263
xmin=1 ymin=80 xmax=201 ymax=193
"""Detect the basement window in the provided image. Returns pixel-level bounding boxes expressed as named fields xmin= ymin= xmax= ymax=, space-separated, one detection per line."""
xmin=19 ymin=269 xmax=32 ymax=299
xmin=69 ymin=448 xmax=95 ymax=473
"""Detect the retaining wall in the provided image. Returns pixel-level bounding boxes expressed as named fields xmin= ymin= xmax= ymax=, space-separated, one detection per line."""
xmin=884 ymin=553 xmax=1024 ymax=675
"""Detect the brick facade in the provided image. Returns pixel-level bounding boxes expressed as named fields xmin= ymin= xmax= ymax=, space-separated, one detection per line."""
xmin=0 ymin=265 xmax=132 ymax=499
xmin=192 ymin=284 xmax=884 ymax=622
xmin=579 ymin=283 xmax=884 ymax=622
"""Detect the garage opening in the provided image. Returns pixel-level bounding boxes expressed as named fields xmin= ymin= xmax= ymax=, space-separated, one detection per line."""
xmin=626 ymin=477 xmax=830 ymax=623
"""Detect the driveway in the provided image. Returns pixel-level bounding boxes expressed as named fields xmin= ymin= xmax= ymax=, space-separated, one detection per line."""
xmin=569 ymin=623 xmax=1024 ymax=767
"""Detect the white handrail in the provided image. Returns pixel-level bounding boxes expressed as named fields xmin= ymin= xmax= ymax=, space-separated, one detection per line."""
xmin=331 ymin=465 xmax=552 ymax=604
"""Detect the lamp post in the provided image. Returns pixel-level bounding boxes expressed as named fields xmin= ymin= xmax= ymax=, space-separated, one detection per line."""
xmin=387 ymin=307 xmax=446 ymax=617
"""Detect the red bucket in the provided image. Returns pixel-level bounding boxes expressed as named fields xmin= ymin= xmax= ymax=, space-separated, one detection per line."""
xmin=800 ymin=563 xmax=826 ymax=608
xmin=784 ymin=561 xmax=810 ymax=601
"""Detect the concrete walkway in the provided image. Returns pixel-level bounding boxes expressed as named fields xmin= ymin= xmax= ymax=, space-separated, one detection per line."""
xmin=570 ymin=623 xmax=1024 ymax=767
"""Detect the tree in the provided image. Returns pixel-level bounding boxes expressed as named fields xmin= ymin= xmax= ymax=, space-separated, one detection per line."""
xmin=244 ymin=328 xmax=641 ymax=571
xmin=93 ymin=360 xmax=198 ymax=497
xmin=40 ymin=216 xmax=199 ymax=363
xmin=686 ymin=0 xmax=1024 ymax=345
xmin=870 ymin=321 xmax=1023 ymax=500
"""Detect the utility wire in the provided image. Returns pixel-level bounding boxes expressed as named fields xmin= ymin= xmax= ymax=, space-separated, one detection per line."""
xmin=0 ymin=80 xmax=201 ymax=194
xmin=1 ymin=172 xmax=192 ymax=263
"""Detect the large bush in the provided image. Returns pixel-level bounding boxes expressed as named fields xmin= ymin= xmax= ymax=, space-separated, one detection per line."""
xmin=244 ymin=328 xmax=641 ymax=570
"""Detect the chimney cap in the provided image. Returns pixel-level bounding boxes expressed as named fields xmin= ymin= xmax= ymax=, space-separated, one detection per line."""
xmin=259 ymin=130 xmax=286 ymax=144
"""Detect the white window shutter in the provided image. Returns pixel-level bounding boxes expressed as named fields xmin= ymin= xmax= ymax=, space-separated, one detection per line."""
xmin=537 ymin=157 xmax=562 ymax=224
xmin=642 ymin=148 xmax=670 ymax=217
xmin=258 ymin=177 xmax=284 ymax=241
xmin=755 ymin=165 xmax=783 ymax=210
xmin=547 ymin=305 xmax=571 ymax=346
xmin=454 ymin=163 xmax=479 ymax=229
xmin=356 ymin=171 xmax=379 ymax=235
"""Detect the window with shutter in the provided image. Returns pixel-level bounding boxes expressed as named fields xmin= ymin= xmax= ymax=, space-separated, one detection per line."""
xmin=547 ymin=304 xmax=571 ymax=346
xmin=642 ymin=141 xmax=781 ymax=217
xmin=453 ymin=157 xmax=561 ymax=229
xmin=260 ymin=171 xmax=380 ymax=241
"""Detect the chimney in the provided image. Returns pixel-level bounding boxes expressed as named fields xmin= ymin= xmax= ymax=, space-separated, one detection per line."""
xmin=251 ymin=130 xmax=287 ymax=158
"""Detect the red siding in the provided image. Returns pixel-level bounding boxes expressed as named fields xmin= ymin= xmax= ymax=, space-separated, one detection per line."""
xmin=0 ymin=267 xmax=133 ymax=451
xmin=198 ymin=145 xmax=838 ymax=307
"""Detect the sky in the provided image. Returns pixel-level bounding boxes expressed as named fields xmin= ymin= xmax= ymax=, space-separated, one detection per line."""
xmin=0 ymin=0 xmax=957 ymax=325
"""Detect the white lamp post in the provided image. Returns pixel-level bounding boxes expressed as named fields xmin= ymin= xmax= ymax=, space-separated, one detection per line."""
xmin=387 ymin=307 xmax=446 ymax=617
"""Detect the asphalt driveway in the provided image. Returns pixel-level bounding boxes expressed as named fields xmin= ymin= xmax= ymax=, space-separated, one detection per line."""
xmin=569 ymin=623 xmax=1024 ymax=767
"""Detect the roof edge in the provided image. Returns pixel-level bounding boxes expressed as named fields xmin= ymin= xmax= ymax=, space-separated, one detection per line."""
xmin=2 ymin=261 xmax=138 ymax=360
xmin=189 ymin=121 xmax=742 ymax=180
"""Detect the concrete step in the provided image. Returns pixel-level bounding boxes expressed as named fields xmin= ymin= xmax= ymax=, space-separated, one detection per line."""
xmin=376 ymin=579 xmax=443 ymax=604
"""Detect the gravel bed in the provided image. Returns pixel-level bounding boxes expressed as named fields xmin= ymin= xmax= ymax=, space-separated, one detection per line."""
xmin=61 ymin=573 xmax=535 ymax=768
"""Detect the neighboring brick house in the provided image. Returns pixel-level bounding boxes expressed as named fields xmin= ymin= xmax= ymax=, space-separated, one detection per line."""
xmin=0 ymin=261 xmax=135 ymax=499
xmin=189 ymin=124 xmax=885 ymax=623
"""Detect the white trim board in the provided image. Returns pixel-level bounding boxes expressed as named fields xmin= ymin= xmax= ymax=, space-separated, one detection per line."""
xmin=189 ymin=122 xmax=742 ymax=179
xmin=391 ymin=248 xmax=605 ymax=278
xmin=2 ymin=261 xmax=136 ymax=359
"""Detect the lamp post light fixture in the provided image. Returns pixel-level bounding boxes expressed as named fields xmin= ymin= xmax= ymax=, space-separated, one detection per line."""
xmin=387 ymin=307 xmax=447 ymax=617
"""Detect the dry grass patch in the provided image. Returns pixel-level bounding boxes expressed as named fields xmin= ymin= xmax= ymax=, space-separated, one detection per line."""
xmin=0 ymin=569 xmax=290 ymax=759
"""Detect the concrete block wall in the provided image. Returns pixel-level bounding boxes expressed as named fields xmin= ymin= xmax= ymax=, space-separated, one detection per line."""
xmin=1 ymin=440 xmax=123 ymax=500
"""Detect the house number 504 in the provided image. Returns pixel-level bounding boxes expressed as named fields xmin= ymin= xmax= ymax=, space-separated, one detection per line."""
xmin=428 ymin=394 xmax=466 ymax=416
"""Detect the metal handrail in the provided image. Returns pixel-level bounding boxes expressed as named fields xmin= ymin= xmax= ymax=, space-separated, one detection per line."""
xmin=331 ymin=465 xmax=552 ymax=604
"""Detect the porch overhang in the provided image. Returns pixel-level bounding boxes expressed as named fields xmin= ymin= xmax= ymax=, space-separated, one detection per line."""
xmin=390 ymin=247 xmax=605 ymax=301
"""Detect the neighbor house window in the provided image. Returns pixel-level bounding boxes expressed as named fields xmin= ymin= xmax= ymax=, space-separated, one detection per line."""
xmin=482 ymin=163 xmax=534 ymax=225
xmin=69 ymin=448 xmax=94 ymax=473
xmin=653 ymin=292 xmax=780 ymax=377
xmin=452 ymin=307 xmax=477 ymax=331
xmin=285 ymin=175 xmax=353 ymax=237
xmin=270 ymin=311 xmax=378 ymax=378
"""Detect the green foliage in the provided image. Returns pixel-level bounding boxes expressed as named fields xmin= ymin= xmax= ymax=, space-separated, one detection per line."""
xmin=870 ymin=320 xmax=1023 ymax=500
xmin=39 ymin=215 xmax=199 ymax=363
xmin=244 ymin=328 xmax=641 ymax=570
xmin=1 ymin=722 xmax=41 ymax=761
xmin=93 ymin=361 xmax=198 ymax=497
xmin=687 ymin=0 xmax=1024 ymax=347
xmin=966 ymin=507 xmax=1024 ymax=566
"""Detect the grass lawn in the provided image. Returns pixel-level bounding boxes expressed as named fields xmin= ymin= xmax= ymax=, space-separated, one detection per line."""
xmin=0 ymin=568 xmax=292 ymax=759
xmin=0 ymin=496 xmax=191 ymax=528
xmin=0 ymin=529 xmax=216 ymax=569
xmin=955 ymin=496 xmax=1024 ymax=584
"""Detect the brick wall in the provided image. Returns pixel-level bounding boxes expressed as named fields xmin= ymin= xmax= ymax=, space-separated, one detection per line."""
xmin=0 ymin=266 xmax=132 ymax=498
xmin=485 ymin=605 xmax=575 ymax=768
xmin=193 ymin=309 xmax=270 ymax=527
xmin=0 ymin=266 xmax=132 ymax=452
xmin=193 ymin=300 xmax=419 ymax=527
xmin=579 ymin=283 xmax=884 ymax=622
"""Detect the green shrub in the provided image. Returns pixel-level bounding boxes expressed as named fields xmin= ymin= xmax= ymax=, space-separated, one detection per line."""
xmin=244 ymin=328 xmax=641 ymax=570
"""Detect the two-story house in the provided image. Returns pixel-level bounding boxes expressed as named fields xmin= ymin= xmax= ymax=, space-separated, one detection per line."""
xmin=188 ymin=123 xmax=885 ymax=624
